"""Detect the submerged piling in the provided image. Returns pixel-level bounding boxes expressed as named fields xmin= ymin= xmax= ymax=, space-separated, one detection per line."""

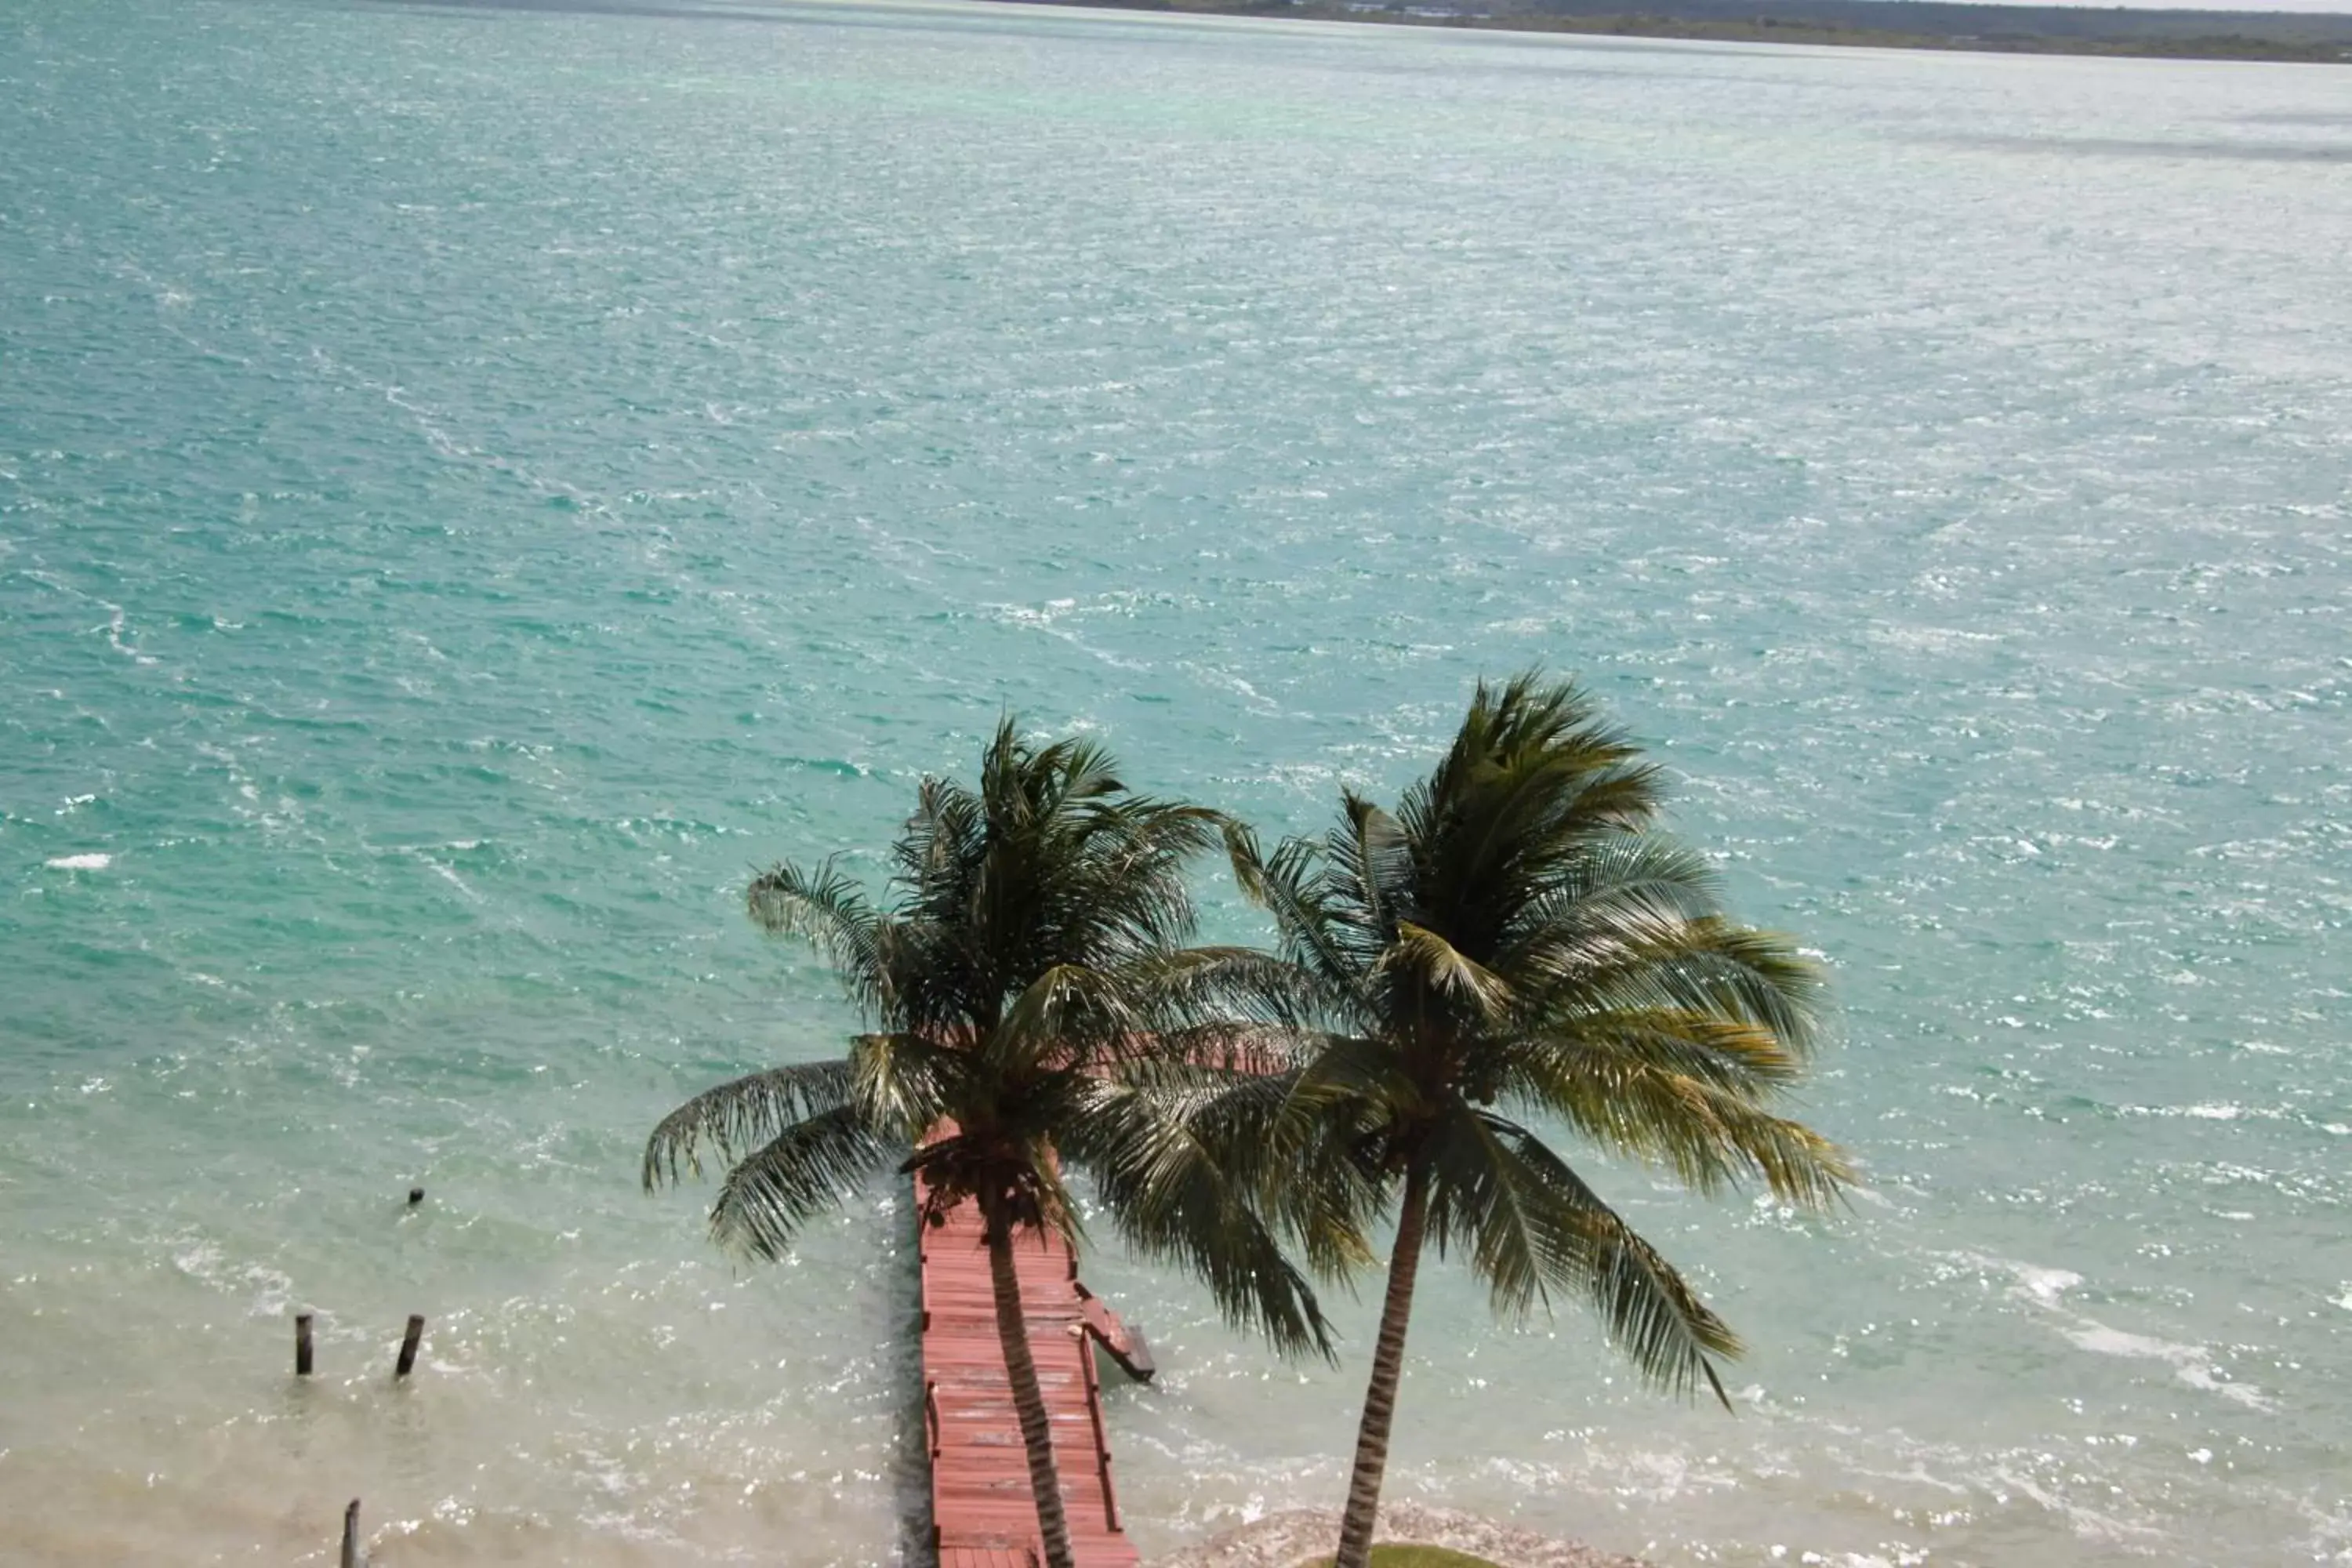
xmin=295 ymin=1313 xmax=314 ymax=1377
xmin=340 ymin=1498 xmax=360 ymax=1568
xmin=394 ymin=1315 xmax=424 ymax=1378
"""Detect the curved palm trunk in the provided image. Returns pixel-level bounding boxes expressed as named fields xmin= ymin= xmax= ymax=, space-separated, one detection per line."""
xmin=1334 ymin=1161 xmax=1432 ymax=1568
xmin=987 ymin=1224 xmax=1076 ymax=1568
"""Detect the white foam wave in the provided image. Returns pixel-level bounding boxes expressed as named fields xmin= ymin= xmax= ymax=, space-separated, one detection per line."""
xmin=1944 ymin=1250 xmax=2083 ymax=1307
xmin=45 ymin=852 xmax=111 ymax=869
xmin=102 ymin=601 xmax=158 ymax=666
xmin=1938 ymin=1250 xmax=2274 ymax=1408
xmin=170 ymin=1238 xmax=295 ymax=1318
xmin=1983 ymin=1457 xmax=2159 ymax=1546
xmin=2063 ymin=1323 xmax=2277 ymax=1410
xmin=2122 ymin=1101 xmax=2280 ymax=1121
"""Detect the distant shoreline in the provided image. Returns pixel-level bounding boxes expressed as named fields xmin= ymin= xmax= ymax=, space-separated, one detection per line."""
xmin=985 ymin=0 xmax=2352 ymax=63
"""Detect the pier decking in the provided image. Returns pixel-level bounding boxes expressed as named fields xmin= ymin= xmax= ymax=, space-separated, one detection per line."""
xmin=915 ymin=1152 xmax=1143 ymax=1568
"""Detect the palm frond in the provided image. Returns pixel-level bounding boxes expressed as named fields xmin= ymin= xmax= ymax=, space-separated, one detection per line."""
xmin=1419 ymin=1102 xmax=1580 ymax=1319
xmin=1294 ymin=1029 xmax=1422 ymax=1124
xmin=895 ymin=774 xmax=988 ymax=942
xmin=1500 ymin=833 xmax=1726 ymax=962
xmin=1388 ymin=676 xmax=1681 ymax=960
xmin=989 ymin=963 xmax=1145 ymax=1075
xmin=1226 ymin=828 xmax=1378 ymax=1022
xmin=1124 ymin=945 xmax=1340 ymax=1036
xmin=746 ymin=860 xmax=891 ymax=1015
xmin=1506 ymin=1040 xmax=1853 ymax=1208
xmin=1526 ymin=916 xmax=1831 ymax=1062
xmin=1328 ymin=793 xmax=1413 ymax=938
xmin=708 ymin=1104 xmax=899 ymax=1261
xmin=1068 ymin=1078 xmax=1356 ymax=1358
xmin=1496 ymin=1009 xmax=1804 ymax=1100
xmin=1118 ymin=1019 xmax=1320 ymax=1080
xmin=848 ymin=1030 xmax=969 ymax=1140
xmin=1484 ymin=1121 xmax=1744 ymax=1407
xmin=643 ymin=1059 xmax=857 ymax=1190
xmin=1384 ymin=921 xmax=1516 ymax=1025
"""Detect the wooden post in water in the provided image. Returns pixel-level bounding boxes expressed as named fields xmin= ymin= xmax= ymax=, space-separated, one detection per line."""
xmin=394 ymin=1315 xmax=425 ymax=1378
xmin=339 ymin=1498 xmax=360 ymax=1568
xmin=295 ymin=1313 xmax=314 ymax=1377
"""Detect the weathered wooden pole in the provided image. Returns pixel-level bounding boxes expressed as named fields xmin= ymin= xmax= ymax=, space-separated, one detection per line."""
xmin=295 ymin=1313 xmax=314 ymax=1377
xmin=394 ymin=1315 xmax=425 ymax=1378
xmin=339 ymin=1498 xmax=360 ymax=1568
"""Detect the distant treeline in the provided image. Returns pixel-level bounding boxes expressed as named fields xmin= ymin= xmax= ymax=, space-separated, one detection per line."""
xmin=1523 ymin=0 xmax=2352 ymax=46
xmin=1005 ymin=0 xmax=2352 ymax=60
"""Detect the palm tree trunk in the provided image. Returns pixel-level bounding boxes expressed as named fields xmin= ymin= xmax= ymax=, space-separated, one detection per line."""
xmin=987 ymin=1223 xmax=1076 ymax=1568
xmin=1334 ymin=1160 xmax=1431 ymax=1568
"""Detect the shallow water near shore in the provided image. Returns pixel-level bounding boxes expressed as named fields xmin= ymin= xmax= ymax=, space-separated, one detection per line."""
xmin=3 ymin=2 xmax=2349 ymax=1564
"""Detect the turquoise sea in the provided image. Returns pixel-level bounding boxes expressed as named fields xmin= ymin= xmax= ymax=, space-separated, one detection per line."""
xmin=3 ymin=2 xmax=2348 ymax=1564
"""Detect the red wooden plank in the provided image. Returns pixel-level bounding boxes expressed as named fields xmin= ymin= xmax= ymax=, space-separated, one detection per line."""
xmin=916 ymin=1123 xmax=1138 ymax=1568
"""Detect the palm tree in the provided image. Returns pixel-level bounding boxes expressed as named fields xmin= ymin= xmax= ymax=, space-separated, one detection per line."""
xmin=643 ymin=720 xmax=1330 ymax=1568
xmin=1221 ymin=673 xmax=1853 ymax=1568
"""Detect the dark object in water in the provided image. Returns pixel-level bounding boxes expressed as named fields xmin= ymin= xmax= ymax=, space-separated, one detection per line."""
xmin=296 ymin=1312 xmax=314 ymax=1376
xmin=395 ymin=1315 xmax=425 ymax=1378
xmin=407 ymin=1187 xmax=426 ymax=1206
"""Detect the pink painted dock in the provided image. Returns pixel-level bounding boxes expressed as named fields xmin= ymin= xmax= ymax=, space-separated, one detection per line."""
xmin=915 ymin=1149 xmax=1142 ymax=1568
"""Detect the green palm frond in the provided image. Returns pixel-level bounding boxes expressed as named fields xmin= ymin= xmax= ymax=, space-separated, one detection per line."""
xmin=1033 ymin=732 xmax=1123 ymax=809
xmin=1383 ymin=922 xmax=1516 ymax=1025
xmin=1488 ymin=1122 xmax=1744 ymax=1408
xmin=1126 ymin=946 xmax=1339 ymax=1036
xmin=746 ymin=859 xmax=894 ymax=1016
xmin=642 ymin=1059 xmax=857 ymax=1190
xmin=897 ymin=774 xmax=986 ymax=916
xmin=1417 ymin=1105 xmax=1742 ymax=1403
xmin=989 ymin=963 xmax=1143 ymax=1075
xmin=1328 ymin=793 xmax=1413 ymax=938
xmin=1067 ymin=1078 xmax=1352 ymax=1358
xmin=1501 ymin=833 xmax=1726 ymax=959
xmin=1504 ymin=1038 xmax=1853 ymax=1207
xmin=1123 ymin=1019 xmax=1318 ymax=1079
xmin=1294 ymin=1030 xmax=1422 ymax=1124
xmin=709 ymin=1104 xmax=899 ymax=1261
xmin=1415 ymin=673 xmax=1654 ymax=833
xmin=1418 ymin=1102 xmax=1580 ymax=1318
xmin=1162 ymin=1066 xmax=1385 ymax=1275
xmin=1526 ymin=916 xmax=1830 ymax=1062
xmin=1226 ymin=828 xmax=1381 ymax=1024
xmin=846 ymin=1030 xmax=967 ymax=1140
xmin=1497 ymin=1009 xmax=1805 ymax=1099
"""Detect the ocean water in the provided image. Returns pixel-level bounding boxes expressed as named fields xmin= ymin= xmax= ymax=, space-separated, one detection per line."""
xmin=2 ymin=2 xmax=2348 ymax=1563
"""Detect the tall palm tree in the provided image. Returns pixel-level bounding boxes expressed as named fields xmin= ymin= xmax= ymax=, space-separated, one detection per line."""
xmin=1221 ymin=673 xmax=1853 ymax=1568
xmin=643 ymin=720 xmax=1330 ymax=1568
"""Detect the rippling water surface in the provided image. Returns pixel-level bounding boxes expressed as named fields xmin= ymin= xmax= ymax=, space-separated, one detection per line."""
xmin=3 ymin=2 xmax=2349 ymax=1563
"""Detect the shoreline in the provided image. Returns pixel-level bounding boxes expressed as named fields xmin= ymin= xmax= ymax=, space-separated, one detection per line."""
xmin=1156 ymin=1504 xmax=1650 ymax=1568
xmin=981 ymin=0 xmax=2352 ymax=64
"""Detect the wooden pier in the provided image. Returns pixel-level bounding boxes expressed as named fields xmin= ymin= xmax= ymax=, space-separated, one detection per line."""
xmin=915 ymin=1145 xmax=1147 ymax=1568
